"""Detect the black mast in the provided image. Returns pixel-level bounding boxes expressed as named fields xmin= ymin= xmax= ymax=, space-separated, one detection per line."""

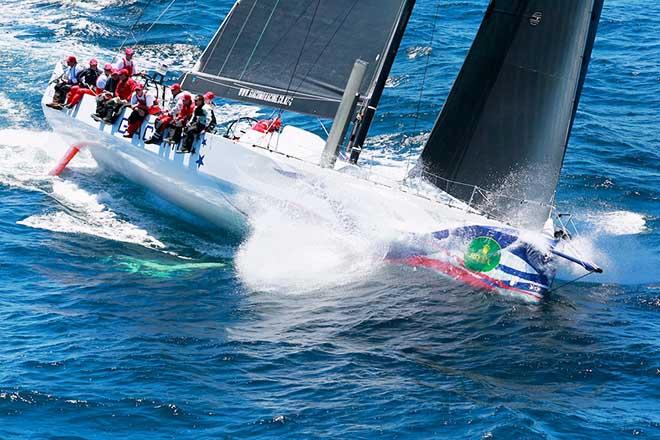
xmin=348 ymin=0 xmax=416 ymax=163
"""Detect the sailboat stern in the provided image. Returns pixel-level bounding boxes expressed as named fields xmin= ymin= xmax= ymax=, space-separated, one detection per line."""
xmin=387 ymin=225 xmax=556 ymax=302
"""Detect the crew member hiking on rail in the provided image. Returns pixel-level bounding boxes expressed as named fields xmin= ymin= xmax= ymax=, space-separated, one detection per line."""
xmin=146 ymin=87 xmax=193 ymax=145
xmin=178 ymin=94 xmax=211 ymax=153
xmin=123 ymin=84 xmax=155 ymax=139
xmin=94 ymin=68 xmax=120 ymax=116
xmin=92 ymin=69 xmax=136 ymax=123
xmin=46 ymin=55 xmax=84 ymax=110
xmin=64 ymin=59 xmax=104 ymax=108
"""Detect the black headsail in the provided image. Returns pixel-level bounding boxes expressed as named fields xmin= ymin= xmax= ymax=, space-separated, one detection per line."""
xmin=417 ymin=0 xmax=604 ymax=230
xmin=180 ymin=0 xmax=413 ymax=119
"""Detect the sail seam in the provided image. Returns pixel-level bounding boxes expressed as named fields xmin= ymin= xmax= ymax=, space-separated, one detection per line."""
xmin=218 ymin=0 xmax=259 ymax=76
xmin=239 ymin=0 xmax=282 ymax=79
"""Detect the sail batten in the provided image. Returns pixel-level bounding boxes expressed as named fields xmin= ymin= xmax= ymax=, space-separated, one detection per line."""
xmin=182 ymin=0 xmax=411 ymax=119
xmin=416 ymin=0 xmax=604 ymax=230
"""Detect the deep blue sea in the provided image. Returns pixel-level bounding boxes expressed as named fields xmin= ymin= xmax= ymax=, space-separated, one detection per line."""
xmin=1 ymin=1 xmax=659 ymax=438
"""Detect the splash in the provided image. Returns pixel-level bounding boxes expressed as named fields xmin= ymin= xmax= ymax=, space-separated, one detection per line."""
xmin=0 ymin=128 xmax=166 ymax=250
xmin=18 ymin=211 xmax=165 ymax=249
xmin=235 ymin=203 xmax=387 ymax=293
xmin=0 ymin=128 xmax=79 ymax=190
xmin=234 ymin=171 xmax=408 ymax=293
xmin=583 ymin=210 xmax=647 ymax=235
xmin=407 ymin=46 xmax=432 ymax=59
xmin=556 ymin=210 xmax=657 ymax=284
xmin=18 ymin=180 xmax=166 ymax=248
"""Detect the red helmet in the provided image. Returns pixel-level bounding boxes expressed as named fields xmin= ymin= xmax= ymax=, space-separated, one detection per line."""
xmin=125 ymin=47 xmax=134 ymax=56
xmin=134 ymin=83 xmax=144 ymax=90
xmin=203 ymin=91 xmax=215 ymax=101
xmin=66 ymin=55 xmax=77 ymax=64
xmin=171 ymin=83 xmax=181 ymax=92
xmin=181 ymin=92 xmax=192 ymax=101
xmin=89 ymin=58 xmax=98 ymax=66
xmin=119 ymin=69 xmax=129 ymax=77
xmin=104 ymin=63 xmax=113 ymax=71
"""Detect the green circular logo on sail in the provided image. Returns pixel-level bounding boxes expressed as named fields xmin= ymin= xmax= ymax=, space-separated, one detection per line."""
xmin=464 ymin=237 xmax=502 ymax=272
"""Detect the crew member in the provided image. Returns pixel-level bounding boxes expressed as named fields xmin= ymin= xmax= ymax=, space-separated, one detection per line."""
xmin=148 ymin=92 xmax=193 ymax=145
xmin=93 ymin=69 xmax=120 ymax=117
xmin=203 ymin=91 xmax=217 ymax=133
xmin=179 ymin=94 xmax=212 ymax=153
xmin=64 ymin=59 xmax=103 ymax=108
xmin=93 ymin=69 xmax=136 ymax=123
xmin=124 ymin=84 xmax=155 ymax=138
xmin=95 ymin=63 xmax=114 ymax=90
xmin=77 ymin=59 xmax=101 ymax=89
xmin=114 ymin=47 xmax=140 ymax=77
xmin=46 ymin=55 xmax=84 ymax=109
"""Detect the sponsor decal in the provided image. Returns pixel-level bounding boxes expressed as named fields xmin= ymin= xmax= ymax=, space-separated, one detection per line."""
xmin=238 ymin=87 xmax=294 ymax=107
xmin=142 ymin=124 xmax=154 ymax=140
xmin=118 ymin=117 xmax=129 ymax=134
xmin=464 ymin=237 xmax=502 ymax=272
xmin=529 ymin=11 xmax=543 ymax=26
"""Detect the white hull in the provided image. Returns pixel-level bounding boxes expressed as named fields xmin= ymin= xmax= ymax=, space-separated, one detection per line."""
xmin=42 ymin=73 xmax=557 ymax=301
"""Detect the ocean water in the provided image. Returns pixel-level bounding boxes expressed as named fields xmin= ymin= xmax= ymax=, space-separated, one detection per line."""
xmin=1 ymin=0 xmax=659 ymax=438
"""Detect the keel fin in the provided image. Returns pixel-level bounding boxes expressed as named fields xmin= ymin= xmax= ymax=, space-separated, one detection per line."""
xmin=49 ymin=145 xmax=82 ymax=176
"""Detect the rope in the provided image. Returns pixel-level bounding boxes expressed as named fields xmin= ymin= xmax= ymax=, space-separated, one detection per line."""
xmin=118 ymin=0 xmax=177 ymax=57
xmin=548 ymin=271 xmax=597 ymax=293
xmin=274 ymin=0 xmax=322 ymax=152
xmin=317 ymin=117 xmax=329 ymax=137
xmin=142 ymin=0 xmax=178 ymax=37
xmin=412 ymin=0 xmax=440 ymax=133
xmin=240 ymin=0 xmax=282 ymax=78
xmin=405 ymin=0 xmax=441 ymax=176
xmin=118 ymin=0 xmax=154 ymax=51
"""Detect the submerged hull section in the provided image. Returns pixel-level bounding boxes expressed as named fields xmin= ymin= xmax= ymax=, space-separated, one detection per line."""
xmin=42 ymin=75 xmax=557 ymax=301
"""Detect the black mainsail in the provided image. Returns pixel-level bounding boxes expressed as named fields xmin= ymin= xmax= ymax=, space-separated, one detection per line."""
xmin=181 ymin=0 xmax=413 ymax=119
xmin=417 ymin=0 xmax=605 ymax=229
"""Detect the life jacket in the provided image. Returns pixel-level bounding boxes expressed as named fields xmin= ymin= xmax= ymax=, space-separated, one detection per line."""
xmin=66 ymin=64 xmax=82 ymax=84
xmin=115 ymin=78 xmax=136 ymax=100
xmin=253 ymin=117 xmax=281 ymax=133
xmin=118 ymin=58 xmax=134 ymax=76
xmin=177 ymin=101 xmax=194 ymax=122
xmin=134 ymin=93 xmax=147 ymax=107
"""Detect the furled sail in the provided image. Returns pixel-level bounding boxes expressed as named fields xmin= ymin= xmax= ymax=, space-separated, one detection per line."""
xmin=180 ymin=0 xmax=411 ymax=119
xmin=416 ymin=0 xmax=604 ymax=229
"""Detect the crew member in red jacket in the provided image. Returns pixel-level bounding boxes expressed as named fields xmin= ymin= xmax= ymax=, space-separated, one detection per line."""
xmin=124 ymin=84 xmax=156 ymax=138
xmin=92 ymin=69 xmax=136 ymax=123
xmin=147 ymin=92 xmax=194 ymax=145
